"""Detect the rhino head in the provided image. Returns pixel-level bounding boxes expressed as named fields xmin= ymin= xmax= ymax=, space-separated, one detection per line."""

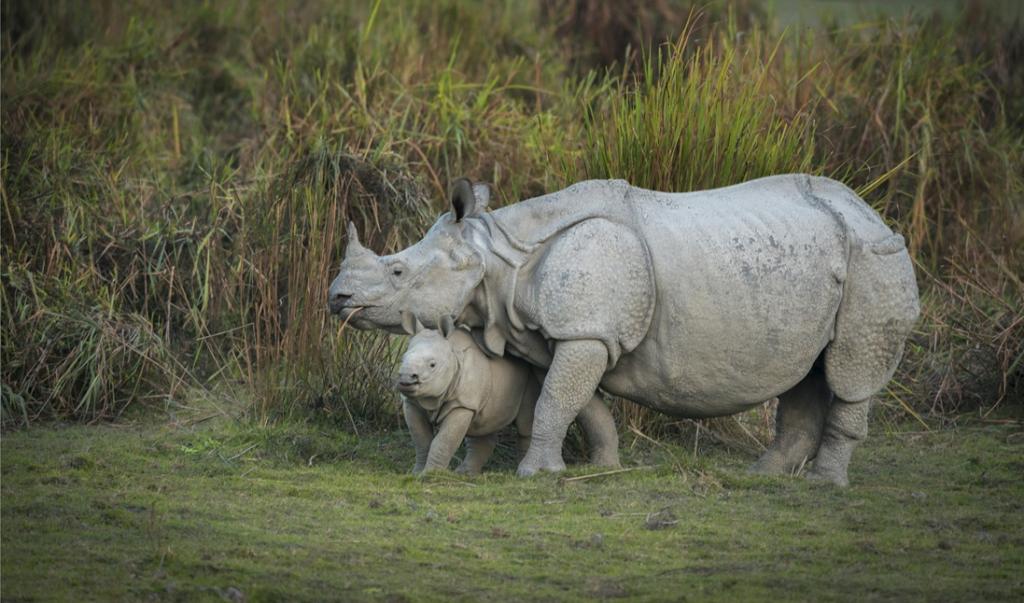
xmin=327 ymin=179 xmax=490 ymax=333
xmin=394 ymin=313 xmax=458 ymax=403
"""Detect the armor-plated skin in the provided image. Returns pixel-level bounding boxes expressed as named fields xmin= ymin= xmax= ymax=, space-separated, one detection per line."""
xmin=330 ymin=174 xmax=920 ymax=486
xmin=396 ymin=315 xmax=539 ymax=475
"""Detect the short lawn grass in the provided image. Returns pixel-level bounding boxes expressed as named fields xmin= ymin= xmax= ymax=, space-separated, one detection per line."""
xmin=2 ymin=417 xmax=1022 ymax=601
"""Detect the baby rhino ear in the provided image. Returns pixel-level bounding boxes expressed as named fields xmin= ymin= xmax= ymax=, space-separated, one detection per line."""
xmin=401 ymin=311 xmax=425 ymax=336
xmin=439 ymin=315 xmax=456 ymax=339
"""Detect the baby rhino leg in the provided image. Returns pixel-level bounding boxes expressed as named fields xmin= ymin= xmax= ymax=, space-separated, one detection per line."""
xmin=403 ymin=400 xmax=434 ymax=475
xmin=422 ymin=408 xmax=474 ymax=474
xmin=514 ymin=393 xmax=536 ymax=462
xmin=455 ymin=434 xmax=498 ymax=476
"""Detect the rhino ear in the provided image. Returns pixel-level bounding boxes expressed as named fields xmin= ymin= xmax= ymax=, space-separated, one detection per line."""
xmin=345 ymin=221 xmax=370 ymax=258
xmin=472 ymin=183 xmax=490 ymax=211
xmin=450 ymin=178 xmax=483 ymax=222
xmin=400 ymin=311 xmax=423 ymax=336
xmin=439 ymin=315 xmax=456 ymax=339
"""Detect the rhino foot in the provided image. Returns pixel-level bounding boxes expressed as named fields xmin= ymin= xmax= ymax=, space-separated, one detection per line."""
xmin=748 ymin=451 xmax=789 ymax=476
xmin=516 ymin=449 xmax=567 ymax=477
xmin=454 ymin=463 xmax=481 ymax=477
xmin=590 ymin=447 xmax=621 ymax=469
xmin=804 ymin=398 xmax=869 ymax=488
xmin=806 ymin=465 xmax=849 ymax=488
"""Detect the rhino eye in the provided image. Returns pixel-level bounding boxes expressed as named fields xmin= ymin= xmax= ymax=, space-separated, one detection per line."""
xmin=429 ymin=361 xmax=436 ymax=368
xmin=392 ymin=268 xmax=403 ymax=276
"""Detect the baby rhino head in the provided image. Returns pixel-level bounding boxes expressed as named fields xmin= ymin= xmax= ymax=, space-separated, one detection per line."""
xmin=396 ymin=313 xmax=459 ymax=402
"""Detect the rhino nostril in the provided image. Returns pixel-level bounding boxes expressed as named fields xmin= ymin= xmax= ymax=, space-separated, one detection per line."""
xmin=410 ymin=373 xmax=418 ymax=380
xmin=331 ymin=292 xmax=352 ymax=303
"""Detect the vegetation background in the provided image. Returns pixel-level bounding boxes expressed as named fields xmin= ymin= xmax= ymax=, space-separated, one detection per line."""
xmin=3 ymin=0 xmax=1020 ymax=436
xmin=2 ymin=0 xmax=1022 ymax=600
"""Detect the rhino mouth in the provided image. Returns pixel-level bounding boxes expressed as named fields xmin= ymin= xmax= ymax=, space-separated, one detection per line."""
xmin=396 ymin=381 xmax=420 ymax=394
xmin=333 ymin=303 xmax=375 ymax=316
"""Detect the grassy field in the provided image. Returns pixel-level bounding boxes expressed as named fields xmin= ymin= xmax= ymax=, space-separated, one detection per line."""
xmin=2 ymin=1 xmax=1023 ymax=600
xmin=3 ymin=409 xmax=1023 ymax=601
xmin=3 ymin=0 xmax=1020 ymax=429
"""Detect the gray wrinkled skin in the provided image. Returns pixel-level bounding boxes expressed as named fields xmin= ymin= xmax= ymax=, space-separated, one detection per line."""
xmin=396 ymin=314 xmax=615 ymax=475
xmin=329 ymin=174 xmax=920 ymax=486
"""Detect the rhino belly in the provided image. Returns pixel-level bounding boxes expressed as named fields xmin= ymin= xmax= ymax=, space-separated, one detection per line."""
xmin=466 ymin=359 xmax=535 ymax=436
xmin=601 ymin=190 xmax=847 ymax=417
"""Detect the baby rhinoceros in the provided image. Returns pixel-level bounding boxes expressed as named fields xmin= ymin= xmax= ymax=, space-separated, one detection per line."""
xmin=396 ymin=313 xmax=539 ymax=476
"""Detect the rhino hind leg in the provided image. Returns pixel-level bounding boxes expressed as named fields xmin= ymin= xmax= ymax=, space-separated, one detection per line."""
xmin=808 ymin=398 xmax=869 ymax=487
xmin=824 ymin=236 xmax=919 ymax=404
xmin=576 ymin=397 xmax=621 ymax=468
xmin=750 ymin=368 xmax=831 ymax=476
xmin=811 ymin=236 xmax=918 ymax=487
xmin=455 ymin=434 xmax=498 ymax=476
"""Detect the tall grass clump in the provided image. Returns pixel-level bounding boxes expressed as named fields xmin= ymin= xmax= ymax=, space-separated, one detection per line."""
xmin=1 ymin=0 xmax=1020 ymax=435
xmin=1 ymin=269 xmax=178 ymax=425
xmin=577 ymin=27 xmax=815 ymax=192
xmin=812 ymin=15 xmax=1024 ymax=267
xmin=1 ymin=0 xmax=578 ymax=428
xmin=806 ymin=15 xmax=1024 ymax=415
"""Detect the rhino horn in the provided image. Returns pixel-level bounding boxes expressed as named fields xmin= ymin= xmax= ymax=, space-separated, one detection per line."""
xmin=345 ymin=221 xmax=372 ymax=258
xmin=450 ymin=178 xmax=489 ymax=222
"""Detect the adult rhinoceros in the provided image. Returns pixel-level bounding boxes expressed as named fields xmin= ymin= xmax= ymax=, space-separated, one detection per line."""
xmin=329 ymin=175 xmax=919 ymax=486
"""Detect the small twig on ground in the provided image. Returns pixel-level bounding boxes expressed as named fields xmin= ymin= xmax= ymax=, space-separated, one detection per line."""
xmin=185 ymin=413 xmax=221 ymax=427
xmin=560 ymin=466 xmax=652 ymax=483
xmin=629 ymin=424 xmax=688 ymax=477
xmin=226 ymin=443 xmax=259 ymax=462
xmin=418 ymin=473 xmax=479 ymax=487
xmin=792 ymin=455 xmax=810 ymax=477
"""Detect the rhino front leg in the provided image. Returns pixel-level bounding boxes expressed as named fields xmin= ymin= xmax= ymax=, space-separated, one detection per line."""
xmin=807 ymin=398 xmax=870 ymax=487
xmin=529 ymin=367 xmax=620 ymax=468
xmin=518 ymin=340 xmax=608 ymax=477
xmin=403 ymin=400 xmax=434 ymax=475
xmin=455 ymin=434 xmax=498 ymax=476
xmin=423 ymin=407 xmax=475 ymax=474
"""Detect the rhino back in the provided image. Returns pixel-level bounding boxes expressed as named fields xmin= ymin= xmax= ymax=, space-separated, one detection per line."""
xmin=488 ymin=174 xmax=902 ymax=417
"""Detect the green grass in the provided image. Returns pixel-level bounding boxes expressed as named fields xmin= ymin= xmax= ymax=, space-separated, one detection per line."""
xmin=2 ymin=0 xmax=1020 ymax=427
xmin=3 ymin=415 xmax=1022 ymax=601
xmin=2 ymin=3 xmax=1021 ymax=599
